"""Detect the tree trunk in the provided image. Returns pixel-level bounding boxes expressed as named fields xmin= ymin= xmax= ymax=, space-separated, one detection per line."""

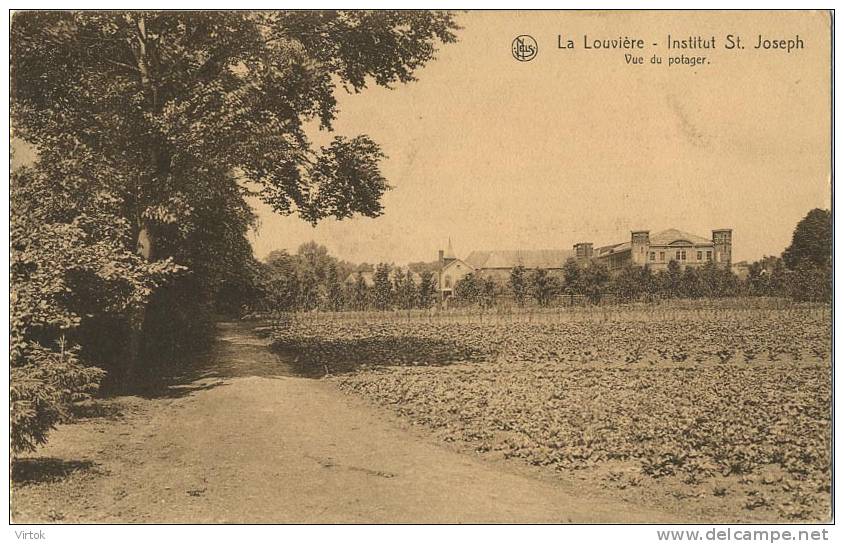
xmin=123 ymin=224 xmax=153 ymax=392
xmin=123 ymin=15 xmax=159 ymax=391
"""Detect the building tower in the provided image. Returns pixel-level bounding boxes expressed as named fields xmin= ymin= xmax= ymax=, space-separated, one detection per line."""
xmin=573 ymin=242 xmax=594 ymax=263
xmin=712 ymin=229 xmax=732 ymax=266
xmin=438 ymin=238 xmax=457 ymax=304
xmin=444 ymin=238 xmax=456 ymax=263
xmin=631 ymin=230 xmax=650 ymax=265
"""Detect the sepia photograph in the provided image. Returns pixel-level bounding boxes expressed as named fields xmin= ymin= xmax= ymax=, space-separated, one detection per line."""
xmin=7 ymin=7 xmax=834 ymax=532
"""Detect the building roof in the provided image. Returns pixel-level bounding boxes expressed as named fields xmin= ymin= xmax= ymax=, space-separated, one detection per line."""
xmin=649 ymin=229 xmax=712 ymax=246
xmin=596 ymin=242 xmax=631 ymax=256
xmin=596 ymin=229 xmax=714 ymax=257
xmin=398 ymin=269 xmax=423 ymax=283
xmin=344 ymin=268 xmax=422 ymax=287
xmin=344 ymin=271 xmax=375 ymax=286
xmin=464 ymin=249 xmax=573 ymax=270
xmin=442 ymin=258 xmax=471 ymax=272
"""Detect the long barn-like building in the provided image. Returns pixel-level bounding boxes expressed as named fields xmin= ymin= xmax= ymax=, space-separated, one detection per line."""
xmin=437 ymin=228 xmax=732 ymax=299
xmin=436 ymin=240 xmax=573 ymax=300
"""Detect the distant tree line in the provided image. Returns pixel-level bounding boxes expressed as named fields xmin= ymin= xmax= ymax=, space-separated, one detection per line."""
xmin=252 ymin=242 xmax=440 ymax=312
xmin=449 ymin=209 xmax=831 ymax=307
xmin=253 ymin=208 xmax=830 ymax=313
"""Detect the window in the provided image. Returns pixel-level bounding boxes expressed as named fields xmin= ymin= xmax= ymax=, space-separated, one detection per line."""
xmin=659 ymin=252 xmax=665 ymax=261
xmin=706 ymin=251 xmax=713 ymax=261
xmin=697 ymin=251 xmax=703 ymax=261
xmin=445 ymin=277 xmax=451 ymax=288
xmin=649 ymin=251 xmax=655 ymax=261
xmin=675 ymin=250 xmax=681 ymax=261
xmin=681 ymin=251 xmax=687 ymax=261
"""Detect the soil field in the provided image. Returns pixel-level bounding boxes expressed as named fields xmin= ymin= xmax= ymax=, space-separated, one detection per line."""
xmin=270 ymin=305 xmax=833 ymax=522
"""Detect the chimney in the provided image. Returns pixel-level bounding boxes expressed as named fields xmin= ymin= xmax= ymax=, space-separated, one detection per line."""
xmin=438 ymin=249 xmax=445 ymax=270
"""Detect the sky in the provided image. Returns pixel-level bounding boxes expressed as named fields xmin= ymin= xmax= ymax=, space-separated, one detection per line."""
xmin=12 ymin=11 xmax=831 ymax=267
xmin=248 ymin=10 xmax=831 ymax=266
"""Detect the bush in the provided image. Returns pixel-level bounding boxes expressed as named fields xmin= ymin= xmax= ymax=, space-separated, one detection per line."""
xmin=788 ymin=264 xmax=832 ymax=303
xmin=10 ymin=341 xmax=105 ymax=452
xmin=10 ymin=165 xmax=181 ymax=451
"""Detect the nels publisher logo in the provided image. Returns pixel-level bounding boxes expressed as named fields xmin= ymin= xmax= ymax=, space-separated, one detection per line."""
xmin=512 ymin=35 xmax=538 ymax=61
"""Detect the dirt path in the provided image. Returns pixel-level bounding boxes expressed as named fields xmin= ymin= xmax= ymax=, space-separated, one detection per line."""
xmin=12 ymin=322 xmax=676 ymax=523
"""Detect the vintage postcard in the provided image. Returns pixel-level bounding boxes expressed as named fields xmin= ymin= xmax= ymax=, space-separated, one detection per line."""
xmin=8 ymin=8 xmax=833 ymax=533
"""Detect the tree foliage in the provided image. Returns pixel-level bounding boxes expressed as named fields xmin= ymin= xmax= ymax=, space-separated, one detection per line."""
xmin=350 ymin=272 xmax=371 ymax=311
xmin=780 ymin=209 xmax=832 ymax=303
xmin=394 ymin=269 xmax=418 ymax=310
xmin=562 ymin=258 xmax=581 ymax=294
xmin=418 ymin=271 xmax=438 ymax=309
xmin=783 ymin=209 xmax=831 ymax=269
xmin=581 ymin=263 xmax=610 ymax=304
xmin=10 ymin=165 xmax=181 ymax=452
xmin=10 ymin=10 xmax=458 ymax=449
xmin=454 ymin=273 xmax=483 ymax=303
xmin=613 ymin=264 xmax=653 ymax=302
xmin=372 ymin=263 xmax=393 ymax=311
xmin=11 ymin=9 xmax=458 ymax=319
xmin=529 ymin=268 xmax=559 ymax=307
xmin=11 ymin=11 xmax=458 ymax=232
xmin=509 ymin=265 xmax=528 ymax=306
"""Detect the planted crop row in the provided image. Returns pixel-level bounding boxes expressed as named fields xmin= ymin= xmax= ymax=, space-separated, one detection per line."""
xmin=270 ymin=307 xmax=831 ymax=521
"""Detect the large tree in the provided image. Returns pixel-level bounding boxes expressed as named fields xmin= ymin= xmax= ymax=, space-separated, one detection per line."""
xmin=782 ymin=208 xmax=831 ymax=269
xmin=11 ymin=11 xmax=458 ymax=330
xmin=10 ymin=11 xmax=458 ymax=444
xmin=12 ymin=12 xmax=458 ymax=235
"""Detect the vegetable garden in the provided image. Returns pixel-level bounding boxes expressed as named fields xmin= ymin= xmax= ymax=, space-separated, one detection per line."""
xmin=269 ymin=303 xmax=831 ymax=521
